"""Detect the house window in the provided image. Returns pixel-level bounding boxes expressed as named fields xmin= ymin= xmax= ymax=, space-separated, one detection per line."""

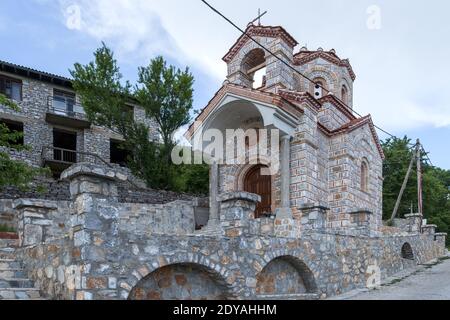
xmin=0 ymin=119 xmax=24 ymax=145
xmin=53 ymin=89 xmax=76 ymax=115
xmin=361 ymin=160 xmax=369 ymax=192
xmin=52 ymin=129 xmax=77 ymax=164
xmin=0 ymin=76 xmax=22 ymax=101
xmin=122 ymin=105 xmax=134 ymax=121
xmin=110 ymin=140 xmax=131 ymax=167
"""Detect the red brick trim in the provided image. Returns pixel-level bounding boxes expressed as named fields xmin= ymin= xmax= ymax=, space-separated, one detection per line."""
xmin=223 ymin=25 xmax=299 ymax=63
xmin=185 ymin=83 xmax=302 ymax=139
xmin=278 ymin=90 xmax=322 ymax=111
xmin=0 ymin=232 xmax=18 ymax=240
xmin=318 ymin=116 xmax=385 ymax=159
xmin=294 ymin=51 xmax=356 ymax=81
xmin=318 ymin=94 xmax=357 ymax=121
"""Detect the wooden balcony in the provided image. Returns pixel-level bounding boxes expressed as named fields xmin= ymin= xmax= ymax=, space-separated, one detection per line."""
xmin=41 ymin=146 xmax=112 ymax=176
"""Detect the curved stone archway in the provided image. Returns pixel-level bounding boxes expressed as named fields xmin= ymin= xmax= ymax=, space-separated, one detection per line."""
xmin=401 ymin=243 xmax=414 ymax=260
xmin=128 ymin=263 xmax=233 ymax=300
xmin=121 ymin=253 xmax=239 ymax=300
xmin=256 ymin=255 xmax=318 ymax=296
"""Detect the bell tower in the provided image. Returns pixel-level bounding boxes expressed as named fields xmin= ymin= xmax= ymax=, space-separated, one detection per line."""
xmin=222 ymin=24 xmax=298 ymax=93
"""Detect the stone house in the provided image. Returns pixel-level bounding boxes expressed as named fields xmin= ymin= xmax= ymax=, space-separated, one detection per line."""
xmin=0 ymin=60 xmax=158 ymax=177
xmin=187 ymin=24 xmax=384 ymax=236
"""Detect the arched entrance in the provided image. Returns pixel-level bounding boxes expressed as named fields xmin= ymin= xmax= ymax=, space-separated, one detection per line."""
xmin=401 ymin=243 xmax=414 ymax=260
xmin=256 ymin=256 xmax=318 ymax=296
xmin=128 ymin=263 xmax=232 ymax=300
xmin=244 ymin=165 xmax=272 ymax=218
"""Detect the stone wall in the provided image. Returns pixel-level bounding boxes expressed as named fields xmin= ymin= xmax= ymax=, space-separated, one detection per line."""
xmin=15 ymin=164 xmax=447 ymax=300
xmin=118 ymin=201 xmax=197 ymax=236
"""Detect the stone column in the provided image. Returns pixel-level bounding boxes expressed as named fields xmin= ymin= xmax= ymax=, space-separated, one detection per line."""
xmin=435 ymin=233 xmax=448 ymax=256
xmin=219 ymin=191 xmax=261 ymax=238
xmin=348 ymin=210 xmax=373 ymax=236
xmin=405 ymin=213 xmax=423 ymax=234
xmin=14 ymin=199 xmax=58 ymax=247
xmin=208 ymin=161 xmax=220 ymax=226
xmin=275 ymin=135 xmax=292 ymax=219
xmin=422 ymin=224 xmax=437 ymax=236
xmin=61 ymin=163 xmax=126 ymax=300
xmin=299 ymin=203 xmax=329 ymax=233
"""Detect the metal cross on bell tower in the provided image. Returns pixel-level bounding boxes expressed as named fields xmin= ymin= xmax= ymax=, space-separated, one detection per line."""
xmin=250 ymin=8 xmax=267 ymax=26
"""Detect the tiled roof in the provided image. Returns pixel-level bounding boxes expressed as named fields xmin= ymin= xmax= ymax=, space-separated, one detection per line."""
xmin=223 ymin=24 xmax=299 ymax=63
xmin=0 ymin=60 xmax=73 ymax=88
xmin=278 ymin=89 xmax=322 ymax=111
xmin=185 ymin=82 xmax=304 ymax=138
xmin=293 ymin=50 xmax=356 ymax=81
xmin=318 ymin=115 xmax=385 ymax=159
xmin=186 ymin=82 xmax=384 ymax=159
xmin=319 ymin=94 xmax=357 ymax=121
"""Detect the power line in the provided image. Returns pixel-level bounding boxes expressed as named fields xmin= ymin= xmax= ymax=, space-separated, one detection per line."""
xmin=200 ymin=0 xmax=436 ymax=167
xmin=421 ymin=146 xmax=434 ymax=167
xmin=200 ymin=0 xmax=398 ymax=139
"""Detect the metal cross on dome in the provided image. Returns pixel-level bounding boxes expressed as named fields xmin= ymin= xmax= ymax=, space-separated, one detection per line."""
xmin=250 ymin=8 xmax=267 ymax=26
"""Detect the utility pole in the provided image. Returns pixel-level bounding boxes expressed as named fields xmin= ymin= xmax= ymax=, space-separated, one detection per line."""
xmin=390 ymin=151 xmax=416 ymax=222
xmin=416 ymin=139 xmax=423 ymax=216
xmin=389 ymin=139 xmax=425 ymax=223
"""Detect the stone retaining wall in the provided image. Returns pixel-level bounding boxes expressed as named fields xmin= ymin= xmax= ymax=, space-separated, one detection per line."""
xmin=15 ymin=163 xmax=447 ymax=300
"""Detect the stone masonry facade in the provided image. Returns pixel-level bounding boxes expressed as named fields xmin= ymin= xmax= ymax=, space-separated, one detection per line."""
xmin=1 ymin=24 xmax=448 ymax=301
xmin=0 ymin=60 xmax=159 ymax=169
xmin=188 ymin=24 xmax=385 ymax=235
xmin=10 ymin=163 xmax=447 ymax=300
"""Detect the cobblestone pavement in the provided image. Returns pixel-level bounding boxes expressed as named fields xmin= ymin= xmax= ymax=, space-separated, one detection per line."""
xmin=336 ymin=255 xmax=450 ymax=300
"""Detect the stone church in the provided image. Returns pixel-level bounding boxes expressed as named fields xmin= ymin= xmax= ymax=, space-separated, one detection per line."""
xmin=0 ymin=23 xmax=446 ymax=300
xmin=187 ymin=24 xmax=384 ymax=235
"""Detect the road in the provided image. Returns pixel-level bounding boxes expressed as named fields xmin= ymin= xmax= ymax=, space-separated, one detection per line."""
xmin=338 ymin=256 xmax=450 ymax=300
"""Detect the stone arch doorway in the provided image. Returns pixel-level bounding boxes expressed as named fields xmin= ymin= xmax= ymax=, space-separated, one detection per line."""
xmin=128 ymin=263 xmax=233 ymax=300
xmin=256 ymin=256 xmax=318 ymax=296
xmin=244 ymin=165 xmax=272 ymax=218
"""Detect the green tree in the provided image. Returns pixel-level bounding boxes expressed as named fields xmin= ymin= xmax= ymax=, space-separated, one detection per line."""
xmin=0 ymin=94 xmax=48 ymax=189
xmin=382 ymin=136 xmax=450 ymax=245
xmin=136 ymin=56 xmax=194 ymax=149
xmin=70 ymin=44 xmax=207 ymax=193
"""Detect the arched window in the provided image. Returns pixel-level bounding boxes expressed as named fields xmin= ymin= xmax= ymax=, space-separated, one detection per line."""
xmin=311 ymin=77 xmax=328 ymax=99
xmin=341 ymin=85 xmax=349 ymax=105
xmin=241 ymin=48 xmax=267 ymax=89
xmin=361 ymin=160 xmax=369 ymax=192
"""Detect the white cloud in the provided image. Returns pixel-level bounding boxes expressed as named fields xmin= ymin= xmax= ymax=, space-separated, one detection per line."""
xmin=57 ymin=0 xmax=229 ymax=78
xmin=51 ymin=0 xmax=450 ymax=132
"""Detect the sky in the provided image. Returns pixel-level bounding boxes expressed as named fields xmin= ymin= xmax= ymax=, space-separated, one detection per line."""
xmin=0 ymin=0 xmax=449 ymax=169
